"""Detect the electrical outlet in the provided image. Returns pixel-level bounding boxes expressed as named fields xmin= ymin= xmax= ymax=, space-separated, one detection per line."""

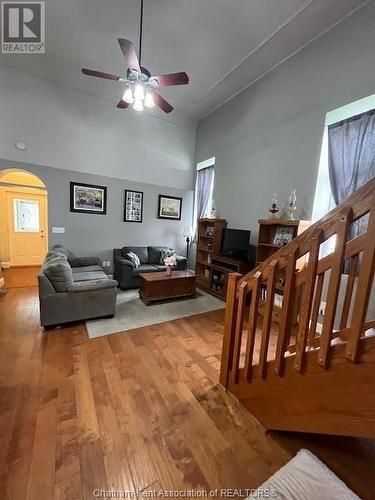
xmin=102 ymin=261 xmax=107 ymax=268
xmin=106 ymin=261 xmax=111 ymax=268
xmin=320 ymin=301 xmax=327 ymax=316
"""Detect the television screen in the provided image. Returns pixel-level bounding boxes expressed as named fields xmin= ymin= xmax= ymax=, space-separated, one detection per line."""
xmin=221 ymin=228 xmax=251 ymax=260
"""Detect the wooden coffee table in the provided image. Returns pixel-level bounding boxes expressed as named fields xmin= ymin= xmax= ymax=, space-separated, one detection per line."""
xmin=139 ymin=270 xmax=197 ymax=305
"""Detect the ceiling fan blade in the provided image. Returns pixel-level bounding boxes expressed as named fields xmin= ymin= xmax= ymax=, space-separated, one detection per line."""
xmin=153 ymin=72 xmax=189 ymax=86
xmin=81 ymin=68 xmax=121 ymax=81
xmin=154 ymin=93 xmax=174 ymax=113
xmin=117 ymin=99 xmax=129 ymax=109
xmin=118 ymin=38 xmax=141 ymax=73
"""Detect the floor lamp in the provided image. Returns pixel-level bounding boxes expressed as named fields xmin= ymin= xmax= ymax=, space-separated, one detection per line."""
xmin=183 ymin=226 xmax=193 ymax=260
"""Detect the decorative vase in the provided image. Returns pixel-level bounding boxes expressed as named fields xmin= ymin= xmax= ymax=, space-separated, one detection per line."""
xmin=166 ymin=264 xmax=173 ymax=276
xmin=269 ymin=193 xmax=279 ymax=219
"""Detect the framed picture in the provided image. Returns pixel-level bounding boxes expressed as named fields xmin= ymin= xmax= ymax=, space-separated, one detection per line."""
xmin=124 ymin=189 xmax=143 ymax=223
xmin=70 ymin=182 xmax=107 ymax=215
xmin=273 ymin=226 xmax=294 ymax=246
xmin=157 ymin=195 xmax=182 ymax=220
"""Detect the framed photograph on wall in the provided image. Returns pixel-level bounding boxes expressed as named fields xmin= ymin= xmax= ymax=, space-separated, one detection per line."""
xmin=70 ymin=182 xmax=107 ymax=215
xmin=124 ymin=189 xmax=143 ymax=223
xmin=157 ymin=195 xmax=182 ymax=220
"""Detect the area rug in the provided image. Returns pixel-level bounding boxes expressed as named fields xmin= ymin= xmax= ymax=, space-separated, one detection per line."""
xmin=86 ymin=289 xmax=224 ymax=339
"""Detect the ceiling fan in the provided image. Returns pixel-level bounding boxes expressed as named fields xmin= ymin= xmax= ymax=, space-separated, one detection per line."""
xmin=81 ymin=0 xmax=189 ymax=113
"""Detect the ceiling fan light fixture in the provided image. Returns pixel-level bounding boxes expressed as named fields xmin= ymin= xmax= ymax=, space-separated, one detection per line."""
xmin=123 ymin=86 xmax=134 ymax=103
xmin=133 ymin=98 xmax=144 ymax=112
xmin=144 ymin=91 xmax=155 ymax=108
xmin=134 ymin=83 xmax=144 ymax=101
xmin=81 ymin=0 xmax=189 ymax=115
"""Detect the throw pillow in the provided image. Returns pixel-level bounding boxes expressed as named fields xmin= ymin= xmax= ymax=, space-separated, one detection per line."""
xmin=51 ymin=244 xmax=77 ymax=264
xmin=122 ymin=246 xmax=148 ymax=264
xmin=126 ymin=251 xmax=141 ymax=268
xmin=42 ymin=259 xmax=73 ymax=292
xmin=45 ymin=249 xmax=67 ymax=261
xmin=160 ymin=249 xmax=176 ymax=264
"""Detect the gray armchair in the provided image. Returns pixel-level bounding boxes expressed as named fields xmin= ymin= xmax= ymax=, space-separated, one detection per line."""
xmin=114 ymin=246 xmax=187 ymax=290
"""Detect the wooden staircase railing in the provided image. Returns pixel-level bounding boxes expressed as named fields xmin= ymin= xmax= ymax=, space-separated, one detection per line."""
xmin=219 ymin=178 xmax=375 ymax=437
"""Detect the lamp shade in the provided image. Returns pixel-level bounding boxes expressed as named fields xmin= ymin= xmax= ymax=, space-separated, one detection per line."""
xmin=123 ymin=86 xmax=134 ymax=104
xmin=183 ymin=226 xmax=193 ymax=238
xmin=144 ymin=92 xmax=155 ymax=108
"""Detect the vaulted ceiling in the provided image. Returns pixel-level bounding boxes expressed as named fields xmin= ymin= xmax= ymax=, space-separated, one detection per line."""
xmin=0 ymin=0 xmax=369 ymax=128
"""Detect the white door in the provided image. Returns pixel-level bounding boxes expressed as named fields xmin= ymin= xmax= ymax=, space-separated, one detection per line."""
xmin=7 ymin=192 xmax=48 ymax=266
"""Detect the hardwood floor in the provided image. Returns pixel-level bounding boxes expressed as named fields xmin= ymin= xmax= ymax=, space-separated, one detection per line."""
xmin=1 ymin=283 xmax=375 ymax=499
xmin=3 ymin=266 xmax=40 ymax=288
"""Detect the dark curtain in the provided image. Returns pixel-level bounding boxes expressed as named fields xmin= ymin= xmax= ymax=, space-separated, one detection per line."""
xmin=328 ymin=109 xmax=375 ymax=204
xmin=328 ymin=109 xmax=375 ymax=240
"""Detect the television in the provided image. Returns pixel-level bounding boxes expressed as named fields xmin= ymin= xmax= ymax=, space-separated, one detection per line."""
xmin=221 ymin=228 xmax=251 ymax=260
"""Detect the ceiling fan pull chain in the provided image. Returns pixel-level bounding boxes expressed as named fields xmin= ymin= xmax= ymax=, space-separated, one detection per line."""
xmin=139 ymin=0 xmax=144 ymax=67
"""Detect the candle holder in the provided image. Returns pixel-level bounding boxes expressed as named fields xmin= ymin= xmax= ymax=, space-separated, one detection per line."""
xmin=269 ymin=193 xmax=279 ymax=219
xmin=287 ymin=189 xmax=297 ymax=220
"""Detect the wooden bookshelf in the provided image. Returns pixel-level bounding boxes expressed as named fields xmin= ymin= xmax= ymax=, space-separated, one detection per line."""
xmin=195 ymin=218 xmax=252 ymax=301
xmin=256 ymin=219 xmax=300 ymax=265
xmin=195 ymin=219 xmax=226 ymax=295
xmin=256 ymin=219 xmax=301 ymax=322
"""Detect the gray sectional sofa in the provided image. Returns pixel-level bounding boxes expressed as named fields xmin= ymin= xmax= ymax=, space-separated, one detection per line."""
xmin=38 ymin=245 xmax=117 ymax=328
xmin=113 ymin=246 xmax=187 ymax=289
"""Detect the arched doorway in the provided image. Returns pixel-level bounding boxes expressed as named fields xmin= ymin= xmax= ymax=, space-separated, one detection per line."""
xmin=0 ymin=168 xmax=48 ymax=268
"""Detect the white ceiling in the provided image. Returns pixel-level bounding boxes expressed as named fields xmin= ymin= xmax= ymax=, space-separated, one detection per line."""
xmin=0 ymin=0 xmax=370 ymax=128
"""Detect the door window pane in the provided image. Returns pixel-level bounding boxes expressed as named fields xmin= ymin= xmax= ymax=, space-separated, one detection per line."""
xmin=13 ymin=199 xmax=40 ymax=232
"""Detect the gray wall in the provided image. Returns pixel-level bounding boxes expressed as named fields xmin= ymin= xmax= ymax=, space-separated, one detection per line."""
xmin=195 ymin=1 xmax=375 ymax=243
xmin=0 ymin=64 xmax=195 ymax=191
xmin=0 ymin=159 xmax=193 ymax=272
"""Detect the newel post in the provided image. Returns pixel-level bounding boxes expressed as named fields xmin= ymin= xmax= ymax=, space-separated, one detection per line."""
xmin=219 ymin=272 xmax=242 ymax=389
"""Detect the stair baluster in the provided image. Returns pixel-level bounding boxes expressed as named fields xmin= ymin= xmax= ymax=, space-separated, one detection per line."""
xmin=219 ymin=179 xmax=375 ymax=437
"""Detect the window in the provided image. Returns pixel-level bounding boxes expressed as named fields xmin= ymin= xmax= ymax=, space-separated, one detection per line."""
xmin=312 ymin=94 xmax=375 ymax=255
xmin=311 ymin=127 xmax=335 ymax=224
xmin=312 ymin=94 xmax=375 ymax=222
xmin=193 ymin=157 xmax=215 ymax=230
xmin=13 ymin=198 xmax=40 ymax=232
